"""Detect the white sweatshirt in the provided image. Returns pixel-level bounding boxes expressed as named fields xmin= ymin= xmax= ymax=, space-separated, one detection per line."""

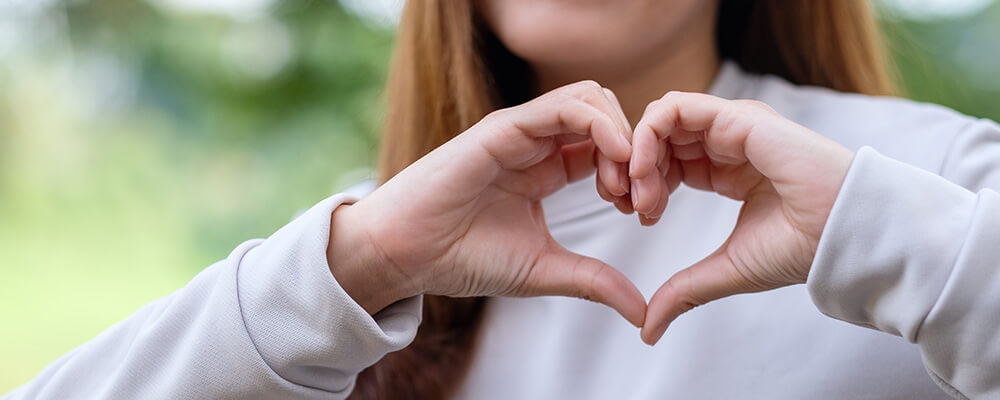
xmin=5 ymin=62 xmax=1000 ymax=399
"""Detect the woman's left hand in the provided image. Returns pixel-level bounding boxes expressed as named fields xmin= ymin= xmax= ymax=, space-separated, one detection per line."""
xmin=626 ymin=92 xmax=855 ymax=345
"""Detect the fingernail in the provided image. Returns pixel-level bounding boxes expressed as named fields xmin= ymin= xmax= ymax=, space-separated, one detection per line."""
xmin=619 ymin=165 xmax=629 ymax=193
xmin=631 ymin=179 xmax=641 ymax=208
xmin=653 ymin=323 xmax=669 ymax=344
xmin=614 ymin=197 xmax=634 ymax=215
xmin=613 ymin=198 xmax=623 ymax=212
xmin=641 ymin=329 xmax=657 ymax=346
xmin=640 ymin=215 xmax=653 ymax=227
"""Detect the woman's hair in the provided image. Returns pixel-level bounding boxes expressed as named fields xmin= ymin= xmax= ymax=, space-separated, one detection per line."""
xmin=350 ymin=0 xmax=896 ymax=398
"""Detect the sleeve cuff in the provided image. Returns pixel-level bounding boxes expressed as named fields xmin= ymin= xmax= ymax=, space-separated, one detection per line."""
xmin=235 ymin=194 xmax=423 ymax=392
xmin=806 ymin=146 xmax=977 ymax=340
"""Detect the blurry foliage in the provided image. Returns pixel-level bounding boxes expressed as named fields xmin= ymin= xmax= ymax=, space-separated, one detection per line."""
xmin=881 ymin=2 xmax=1000 ymax=119
xmin=1 ymin=0 xmax=999 ymax=392
xmin=0 ymin=0 xmax=393 ymax=390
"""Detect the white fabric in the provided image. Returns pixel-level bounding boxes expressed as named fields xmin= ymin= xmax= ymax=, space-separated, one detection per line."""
xmin=6 ymin=62 xmax=1000 ymax=399
xmin=5 ymin=193 xmax=423 ymax=399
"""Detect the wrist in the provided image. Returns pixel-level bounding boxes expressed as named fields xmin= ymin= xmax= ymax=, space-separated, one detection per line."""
xmin=328 ymin=202 xmax=421 ymax=314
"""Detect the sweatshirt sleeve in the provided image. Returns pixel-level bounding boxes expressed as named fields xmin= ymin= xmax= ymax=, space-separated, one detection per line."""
xmin=3 ymin=193 xmax=422 ymax=400
xmin=807 ymin=119 xmax=1000 ymax=399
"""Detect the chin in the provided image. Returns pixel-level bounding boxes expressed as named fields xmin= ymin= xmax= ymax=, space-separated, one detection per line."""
xmin=477 ymin=0 xmax=716 ymax=74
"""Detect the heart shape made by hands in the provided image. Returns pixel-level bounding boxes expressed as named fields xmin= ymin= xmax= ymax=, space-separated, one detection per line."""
xmin=598 ymin=91 xmax=853 ymax=344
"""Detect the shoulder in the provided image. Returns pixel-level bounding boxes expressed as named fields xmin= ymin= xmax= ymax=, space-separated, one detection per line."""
xmin=745 ymin=71 xmax=980 ymax=173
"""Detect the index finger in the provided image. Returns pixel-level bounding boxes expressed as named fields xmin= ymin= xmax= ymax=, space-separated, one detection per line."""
xmin=514 ymin=81 xmax=633 ymax=162
xmin=630 ymin=92 xmax=744 ymax=178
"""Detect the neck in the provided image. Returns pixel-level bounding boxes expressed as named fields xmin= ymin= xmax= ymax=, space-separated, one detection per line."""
xmin=531 ymin=30 xmax=720 ymax=127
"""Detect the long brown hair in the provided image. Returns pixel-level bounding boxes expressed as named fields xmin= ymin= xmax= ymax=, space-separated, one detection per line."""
xmin=351 ymin=1 xmax=896 ymax=398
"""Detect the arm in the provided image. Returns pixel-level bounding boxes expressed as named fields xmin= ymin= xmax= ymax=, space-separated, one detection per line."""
xmin=5 ymin=81 xmax=646 ymax=399
xmin=808 ymin=119 xmax=1000 ymax=399
xmin=5 ymin=194 xmax=422 ymax=400
xmin=624 ymin=92 xmax=1000 ymax=399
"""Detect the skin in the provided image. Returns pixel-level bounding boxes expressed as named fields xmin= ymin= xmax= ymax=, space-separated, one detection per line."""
xmin=328 ymin=1 xmax=855 ymax=345
xmin=330 ymin=82 xmax=647 ymax=326
xmin=475 ymin=0 xmax=721 ymax=123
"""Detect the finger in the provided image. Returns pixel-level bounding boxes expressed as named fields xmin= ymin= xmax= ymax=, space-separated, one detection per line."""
xmin=614 ymin=193 xmax=635 ymax=215
xmin=671 ymin=142 xmax=706 ymax=161
xmin=647 ymin=179 xmax=669 ymax=221
xmin=563 ymin=82 xmax=630 ymax=147
xmin=596 ymin=159 xmax=634 ymax=215
xmin=528 ymin=244 xmax=647 ymax=327
xmin=553 ymin=82 xmax=633 ymax=161
xmin=601 ymin=88 xmax=633 ymax=141
xmin=641 ymin=250 xmax=747 ymax=345
xmin=597 ymin=88 xmax=633 ymax=196
xmin=665 ymin=156 xmax=683 ymax=194
xmin=495 ymin=148 xmax=570 ymax=199
xmin=629 ymin=115 xmax=665 ymax=180
xmin=555 ymin=132 xmax=590 ymax=144
xmin=679 ymin=157 xmax=713 ymax=192
xmin=677 ymin=156 xmax=766 ymax=201
xmin=598 ymin=153 xmax=627 ymax=196
xmin=657 ymin=137 xmax=670 ymax=169
xmin=619 ymin=163 xmax=630 ymax=194
xmin=656 ymin=91 xmax=729 ymax=132
xmin=655 ymin=92 xmax=752 ymax=165
xmin=656 ymin=94 xmax=853 ymax=196
xmin=491 ymin=95 xmax=630 ymax=168
xmin=502 ymin=140 xmax=605 ymax=199
xmin=631 ymin=172 xmax=660 ymax=216
xmin=561 ymin=141 xmax=597 ymax=183
xmin=595 ymin=171 xmax=616 ymax=203
xmin=668 ymin=129 xmax=702 ymax=146
xmin=631 ymin=122 xmax=666 ymax=216
xmin=630 ymin=98 xmax=676 ymax=179
xmin=706 ymin=162 xmax=767 ymax=201
xmin=639 ymin=158 xmax=672 ymax=225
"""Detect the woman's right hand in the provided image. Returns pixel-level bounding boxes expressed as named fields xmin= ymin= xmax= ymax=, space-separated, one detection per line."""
xmin=327 ymin=81 xmax=647 ymax=327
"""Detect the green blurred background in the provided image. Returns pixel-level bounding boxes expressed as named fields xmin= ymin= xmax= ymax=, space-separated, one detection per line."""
xmin=1 ymin=0 xmax=999 ymax=391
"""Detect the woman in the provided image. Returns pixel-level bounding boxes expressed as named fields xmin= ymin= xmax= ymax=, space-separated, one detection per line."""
xmin=7 ymin=0 xmax=1000 ymax=399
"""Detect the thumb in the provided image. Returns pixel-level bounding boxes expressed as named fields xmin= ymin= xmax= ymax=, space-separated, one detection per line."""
xmin=641 ymin=250 xmax=752 ymax=345
xmin=524 ymin=243 xmax=647 ymax=328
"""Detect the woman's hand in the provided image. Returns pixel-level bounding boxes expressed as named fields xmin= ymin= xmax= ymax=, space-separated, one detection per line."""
xmin=626 ymin=92 xmax=854 ymax=344
xmin=328 ymin=81 xmax=647 ymax=327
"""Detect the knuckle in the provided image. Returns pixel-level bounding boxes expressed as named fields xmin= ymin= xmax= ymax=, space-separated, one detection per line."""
xmin=552 ymin=91 xmax=579 ymax=104
xmin=475 ymin=108 xmax=517 ymax=139
xmin=536 ymin=91 xmax=577 ymax=108
xmin=643 ymin=99 xmax=660 ymax=114
xmin=578 ymin=79 xmax=603 ymax=91
xmin=603 ymin=87 xmax=618 ymax=99
xmin=562 ymin=80 xmax=604 ymax=97
xmin=661 ymin=90 xmax=684 ymax=102
xmin=736 ymin=99 xmax=774 ymax=112
xmin=669 ymin=272 xmax=707 ymax=308
xmin=482 ymin=108 xmax=508 ymax=125
xmin=572 ymin=257 xmax=602 ymax=300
